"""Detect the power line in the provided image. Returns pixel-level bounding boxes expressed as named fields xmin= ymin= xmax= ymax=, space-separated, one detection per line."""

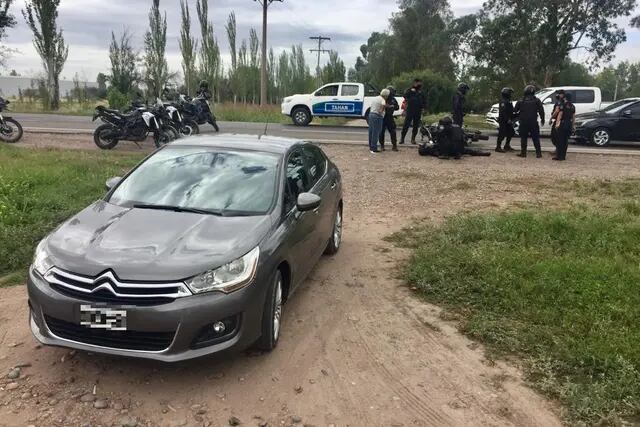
xmin=309 ymin=35 xmax=331 ymax=76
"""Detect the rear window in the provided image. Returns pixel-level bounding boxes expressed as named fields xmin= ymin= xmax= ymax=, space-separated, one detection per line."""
xmin=572 ymin=90 xmax=595 ymax=104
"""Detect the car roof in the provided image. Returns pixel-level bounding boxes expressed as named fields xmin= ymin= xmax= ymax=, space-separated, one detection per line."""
xmin=170 ymin=134 xmax=307 ymax=154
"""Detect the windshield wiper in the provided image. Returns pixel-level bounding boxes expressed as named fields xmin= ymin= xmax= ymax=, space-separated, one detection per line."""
xmin=132 ymin=204 xmax=224 ymax=216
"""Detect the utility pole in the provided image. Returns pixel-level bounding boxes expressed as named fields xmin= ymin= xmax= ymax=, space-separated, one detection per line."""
xmin=309 ymin=35 xmax=331 ymax=79
xmin=255 ymin=0 xmax=283 ymax=107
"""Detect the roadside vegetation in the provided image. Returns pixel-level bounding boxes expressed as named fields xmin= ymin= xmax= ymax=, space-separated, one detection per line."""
xmin=0 ymin=145 xmax=143 ymax=286
xmin=389 ymin=180 xmax=640 ymax=424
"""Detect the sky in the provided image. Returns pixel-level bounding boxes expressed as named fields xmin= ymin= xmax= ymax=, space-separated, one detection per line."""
xmin=2 ymin=0 xmax=640 ymax=81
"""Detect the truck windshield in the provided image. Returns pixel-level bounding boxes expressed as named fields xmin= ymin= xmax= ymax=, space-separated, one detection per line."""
xmin=535 ymin=89 xmax=554 ymax=100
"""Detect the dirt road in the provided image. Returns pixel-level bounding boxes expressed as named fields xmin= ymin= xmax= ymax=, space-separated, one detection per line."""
xmin=3 ymin=137 xmax=640 ymax=427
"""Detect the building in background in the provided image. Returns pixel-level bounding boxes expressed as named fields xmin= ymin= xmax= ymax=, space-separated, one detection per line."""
xmin=0 ymin=76 xmax=98 ymax=98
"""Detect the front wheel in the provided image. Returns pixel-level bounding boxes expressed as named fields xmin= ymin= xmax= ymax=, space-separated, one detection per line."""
xmin=324 ymin=206 xmax=343 ymax=255
xmin=591 ymin=127 xmax=611 ymax=147
xmin=186 ymin=120 xmax=200 ymax=135
xmin=255 ymin=270 xmax=284 ymax=351
xmin=153 ymin=131 xmax=171 ymax=148
xmin=93 ymin=124 xmax=119 ymax=150
xmin=163 ymin=125 xmax=179 ymax=141
xmin=0 ymin=118 xmax=23 ymax=143
xmin=291 ymin=107 xmax=311 ymax=126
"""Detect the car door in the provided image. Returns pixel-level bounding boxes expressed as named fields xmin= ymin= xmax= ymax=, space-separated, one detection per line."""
xmin=302 ymin=144 xmax=334 ymax=252
xmin=282 ymin=148 xmax=320 ymax=288
xmin=311 ymin=84 xmax=341 ymax=116
xmin=615 ymin=102 xmax=640 ymax=141
xmin=337 ymin=84 xmax=364 ymax=117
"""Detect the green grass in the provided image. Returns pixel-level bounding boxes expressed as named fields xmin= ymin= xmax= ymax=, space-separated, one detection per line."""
xmin=389 ymin=189 xmax=640 ymax=424
xmin=0 ymin=145 xmax=144 ymax=285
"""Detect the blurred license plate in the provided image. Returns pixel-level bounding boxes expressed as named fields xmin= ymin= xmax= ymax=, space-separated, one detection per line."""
xmin=80 ymin=305 xmax=127 ymax=331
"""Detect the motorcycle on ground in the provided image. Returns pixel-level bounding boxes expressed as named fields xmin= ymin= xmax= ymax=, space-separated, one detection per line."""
xmin=92 ymin=105 xmax=171 ymax=150
xmin=0 ymin=98 xmax=23 ymax=143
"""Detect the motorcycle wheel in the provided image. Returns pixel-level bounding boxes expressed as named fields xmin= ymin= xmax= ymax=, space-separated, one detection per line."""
xmin=179 ymin=125 xmax=195 ymax=137
xmin=0 ymin=118 xmax=23 ymax=143
xmin=187 ymin=120 xmax=200 ymax=134
xmin=93 ymin=124 xmax=119 ymax=150
xmin=154 ymin=131 xmax=171 ymax=148
xmin=163 ymin=125 xmax=179 ymax=140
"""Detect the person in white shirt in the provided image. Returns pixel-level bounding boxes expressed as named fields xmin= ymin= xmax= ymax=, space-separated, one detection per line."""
xmin=368 ymin=89 xmax=389 ymax=153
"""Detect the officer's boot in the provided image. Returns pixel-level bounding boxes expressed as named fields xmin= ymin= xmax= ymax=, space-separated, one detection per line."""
xmin=504 ymin=138 xmax=514 ymax=152
xmin=391 ymin=132 xmax=398 ymax=152
xmin=495 ymin=138 xmax=505 ymax=153
xmin=517 ymin=141 xmax=527 ymax=158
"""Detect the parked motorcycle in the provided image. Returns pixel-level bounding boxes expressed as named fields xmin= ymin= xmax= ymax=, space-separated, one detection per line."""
xmin=92 ymin=105 xmax=171 ymax=150
xmin=165 ymin=102 xmax=198 ymax=136
xmin=178 ymin=94 xmax=219 ymax=133
xmin=0 ymin=98 xmax=23 ymax=143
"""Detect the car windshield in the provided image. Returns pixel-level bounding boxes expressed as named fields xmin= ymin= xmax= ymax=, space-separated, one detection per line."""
xmin=108 ymin=146 xmax=280 ymax=216
xmin=600 ymin=100 xmax=638 ymax=114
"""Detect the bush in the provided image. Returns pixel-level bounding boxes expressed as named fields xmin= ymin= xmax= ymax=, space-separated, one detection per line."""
xmin=390 ymin=70 xmax=456 ymax=114
xmin=107 ymin=88 xmax=130 ymax=110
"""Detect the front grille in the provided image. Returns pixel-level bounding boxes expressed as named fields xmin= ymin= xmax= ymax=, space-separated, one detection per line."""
xmin=45 ymin=315 xmax=175 ymax=352
xmin=44 ymin=268 xmax=191 ymax=306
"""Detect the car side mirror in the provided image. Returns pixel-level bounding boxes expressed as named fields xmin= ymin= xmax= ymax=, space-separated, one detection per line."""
xmin=296 ymin=193 xmax=321 ymax=212
xmin=623 ymin=110 xmax=632 ymax=117
xmin=105 ymin=176 xmax=122 ymax=191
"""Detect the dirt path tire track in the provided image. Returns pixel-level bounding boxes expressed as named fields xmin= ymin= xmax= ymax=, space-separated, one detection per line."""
xmin=5 ymin=137 xmax=640 ymax=426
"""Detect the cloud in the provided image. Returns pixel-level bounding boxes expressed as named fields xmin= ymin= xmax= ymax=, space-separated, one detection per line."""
xmin=3 ymin=0 xmax=639 ymax=80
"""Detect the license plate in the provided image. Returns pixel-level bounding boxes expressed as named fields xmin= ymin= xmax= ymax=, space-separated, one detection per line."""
xmin=80 ymin=305 xmax=127 ymax=331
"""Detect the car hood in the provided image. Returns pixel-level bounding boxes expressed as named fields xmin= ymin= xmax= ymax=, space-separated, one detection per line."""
xmin=45 ymin=201 xmax=272 ymax=281
xmin=576 ymin=111 xmax=606 ymax=120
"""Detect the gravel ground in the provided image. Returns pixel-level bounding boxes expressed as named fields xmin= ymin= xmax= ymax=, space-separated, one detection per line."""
xmin=2 ymin=134 xmax=640 ymax=427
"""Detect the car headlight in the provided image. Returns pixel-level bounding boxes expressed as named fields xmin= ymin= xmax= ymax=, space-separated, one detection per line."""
xmin=32 ymin=240 xmax=53 ymax=276
xmin=185 ymin=247 xmax=260 ymax=294
xmin=575 ymin=119 xmax=594 ymax=128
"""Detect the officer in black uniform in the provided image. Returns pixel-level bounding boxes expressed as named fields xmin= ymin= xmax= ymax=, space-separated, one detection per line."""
xmin=514 ymin=85 xmax=545 ymax=158
xmin=553 ymin=92 xmax=575 ymax=161
xmin=496 ymin=87 xmax=515 ymax=153
xmin=452 ymin=82 xmax=469 ymax=127
xmin=400 ymin=79 xmax=426 ymax=145
xmin=437 ymin=116 xmax=464 ymax=160
xmin=196 ymin=80 xmax=211 ymax=100
xmin=379 ymin=85 xmax=399 ymax=151
xmin=549 ymin=90 xmax=565 ymax=155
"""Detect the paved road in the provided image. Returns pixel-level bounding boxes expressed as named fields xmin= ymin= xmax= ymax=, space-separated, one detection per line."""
xmin=12 ymin=112 xmax=640 ymax=155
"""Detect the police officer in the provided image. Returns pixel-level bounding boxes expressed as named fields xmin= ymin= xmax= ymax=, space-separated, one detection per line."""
xmin=553 ymin=92 xmax=575 ymax=161
xmin=437 ymin=116 xmax=464 ymax=160
xmin=452 ymin=82 xmax=469 ymax=126
xmin=197 ymin=80 xmax=211 ymax=100
xmin=549 ymin=90 xmax=565 ymax=155
xmin=400 ymin=79 xmax=426 ymax=145
xmin=514 ymin=85 xmax=545 ymax=158
xmin=496 ymin=87 xmax=515 ymax=153
xmin=379 ymin=85 xmax=399 ymax=151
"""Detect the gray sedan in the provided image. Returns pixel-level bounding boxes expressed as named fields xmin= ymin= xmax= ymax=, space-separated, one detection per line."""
xmin=28 ymin=135 xmax=343 ymax=362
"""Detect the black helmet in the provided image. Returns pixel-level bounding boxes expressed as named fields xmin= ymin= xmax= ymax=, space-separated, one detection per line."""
xmin=199 ymin=80 xmax=209 ymax=89
xmin=524 ymin=85 xmax=536 ymax=96
xmin=501 ymin=87 xmax=514 ymax=98
xmin=386 ymin=85 xmax=396 ymax=96
xmin=457 ymin=82 xmax=470 ymax=94
xmin=439 ymin=116 xmax=453 ymax=127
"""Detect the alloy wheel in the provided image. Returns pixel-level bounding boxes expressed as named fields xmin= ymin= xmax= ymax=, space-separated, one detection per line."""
xmin=273 ymin=277 xmax=283 ymax=341
xmin=333 ymin=210 xmax=342 ymax=249
xmin=593 ymin=130 xmax=610 ymax=146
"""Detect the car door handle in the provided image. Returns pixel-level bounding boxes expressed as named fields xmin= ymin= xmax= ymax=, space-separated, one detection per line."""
xmin=330 ymin=181 xmax=337 ymax=190
xmin=331 ymin=98 xmax=339 ymax=101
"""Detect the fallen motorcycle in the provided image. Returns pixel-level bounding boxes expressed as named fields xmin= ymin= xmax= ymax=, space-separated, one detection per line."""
xmin=0 ymin=98 xmax=23 ymax=143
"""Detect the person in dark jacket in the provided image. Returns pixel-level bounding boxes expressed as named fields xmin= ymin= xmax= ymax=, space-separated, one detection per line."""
xmin=379 ymin=85 xmax=399 ymax=151
xmin=452 ymin=82 xmax=469 ymax=126
xmin=514 ymin=85 xmax=545 ymax=158
xmin=496 ymin=87 xmax=515 ymax=153
xmin=553 ymin=92 xmax=575 ymax=161
xmin=400 ymin=79 xmax=426 ymax=145
xmin=549 ymin=90 xmax=566 ymax=155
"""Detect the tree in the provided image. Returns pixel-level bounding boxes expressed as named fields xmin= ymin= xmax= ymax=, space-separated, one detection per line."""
xmin=108 ymin=30 xmax=140 ymax=96
xmin=471 ymin=0 xmax=637 ymax=87
xmin=96 ymin=72 xmax=107 ymax=98
xmin=143 ymin=0 xmax=169 ymax=99
xmin=321 ymin=51 xmax=346 ymax=84
xmin=179 ymin=0 xmax=197 ymax=96
xmin=225 ymin=12 xmax=238 ymax=102
xmin=22 ymin=0 xmax=69 ymax=110
xmin=196 ymin=0 xmax=222 ymax=101
xmin=0 ymin=0 xmax=15 ymax=66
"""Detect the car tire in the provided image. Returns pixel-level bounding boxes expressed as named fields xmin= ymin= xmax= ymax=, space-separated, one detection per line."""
xmin=255 ymin=270 xmax=284 ymax=351
xmin=324 ymin=205 xmax=343 ymax=255
xmin=591 ymin=127 xmax=611 ymax=147
xmin=291 ymin=107 xmax=311 ymax=126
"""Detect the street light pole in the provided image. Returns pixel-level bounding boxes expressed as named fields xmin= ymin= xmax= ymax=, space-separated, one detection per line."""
xmin=255 ymin=0 xmax=283 ymax=107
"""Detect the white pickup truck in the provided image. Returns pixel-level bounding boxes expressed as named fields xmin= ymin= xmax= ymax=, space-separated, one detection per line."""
xmin=281 ymin=82 xmax=404 ymax=126
xmin=485 ymin=86 xmax=611 ymax=134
